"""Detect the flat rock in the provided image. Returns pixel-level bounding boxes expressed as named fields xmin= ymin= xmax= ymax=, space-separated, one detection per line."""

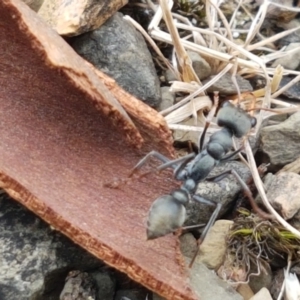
xmin=257 ymin=0 xmax=298 ymax=22
xmin=180 ymin=233 xmax=198 ymax=259
xmin=275 ymin=19 xmax=300 ymax=47
xmin=269 ymin=269 xmax=284 ymax=299
xmin=159 ymin=86 xmax=175 ymax=111
xmin=22 ymin=0 xmax=44 ymax=11
xmin=196 ymin=220 xmax=233 ymax=269
xmin=249 ymin=287 xmax=272 ymax=300
xmin=203 ymin=73 xmax=253 ymax=95
xmin=187 ymin=51 xmax=211 ymax=81
xmin=0 ymin=194 xmax=104 ymax=300
xmin=38 ymin=0 xmax=126 ymax=36
xmin=70 ymin=13 xmax=161 ymax=107
xmin=277 ymin=76 xmax=300 ymax=100
xmin=248 ymin=262 xmax=272 ymax=294
xmin=260 ymin=110 xmax=300 ymax=166
xmin=271 ymin=43 xmax=300 ymax=70
xmin=189 ymin=261 xmax=243 ymax=300
xmin=262 ymin=172 xmax=300 ymax=219
xmin=236 ymin=284 xmax=254 ymax=300
xmin=59 ymin=271 xmax=96 ymax=300
xmin=185 ymin=161 xmax=252 ymax=225
xmin=90 ymin=270 xmax=116 ymax=300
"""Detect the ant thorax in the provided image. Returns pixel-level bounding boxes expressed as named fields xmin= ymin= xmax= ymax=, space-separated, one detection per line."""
xmin=206 ymin=127 xmax=233 ymax=160
xmin=184 ymin=150 xmax=217 ymax=183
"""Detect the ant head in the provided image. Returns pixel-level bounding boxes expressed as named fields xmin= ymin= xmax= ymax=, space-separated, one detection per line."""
xmin=217 ymin=101 xmax=255 ymax=138
xmin=250 ymin=116 xmax=257 ymax=128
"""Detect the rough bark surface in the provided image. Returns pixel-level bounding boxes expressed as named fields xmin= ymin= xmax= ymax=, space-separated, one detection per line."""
xmin=0 ymin=0 xmax=196 ymax=299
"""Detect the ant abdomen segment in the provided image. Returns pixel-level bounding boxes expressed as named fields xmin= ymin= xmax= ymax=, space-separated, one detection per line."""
xmin=147 ymin=190 xmax=187 ymax=240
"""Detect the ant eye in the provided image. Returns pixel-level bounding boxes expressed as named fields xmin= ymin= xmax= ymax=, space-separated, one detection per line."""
xmin=251 ymin=117 xmax=257 ymax=127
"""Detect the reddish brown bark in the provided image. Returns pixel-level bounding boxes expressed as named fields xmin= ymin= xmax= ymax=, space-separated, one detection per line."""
xmin=0 ymin=1 xmax=197 ymax=299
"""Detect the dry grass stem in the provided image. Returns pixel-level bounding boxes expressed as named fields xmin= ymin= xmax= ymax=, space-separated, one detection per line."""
xmin=150 ymin=29 xmax=261 ymax=70
xmin=277 ymin=255 xmax=292 ymax=300
xmin=159 ymin=0 xmax=200 ymax=83
xmin=244 ymin=1 xmax=268 ymax=47
xmin=247 ymin=26 xmax=300 ymax=53
xmin=165 ymin=96 xmax=212 ymax=124
xmin=171 ymin=13 xmax=207 ymax=47
xmin=168 ymin=124 xmax=219 ymax=134
xmin=161 ymin=63 xmax=233 ymax=117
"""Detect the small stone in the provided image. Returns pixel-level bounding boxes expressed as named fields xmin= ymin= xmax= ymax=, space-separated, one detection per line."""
xmin=0 ymin=194 xmax=104 ymax=300
xmin=269 ymin=269 xmax=284 ymax=299
xmin=59 ymin=271 xmax=96 ymax=300
xmin=21 ymin=0 xmax=44 ymax=11
xmin=70 ymin=13 xmax=161 ymax=107
xmin=38 ymin=0 xmax=125 ymax=36
xmin=187 ymin=51 xmax=212 ymax=80
xmin=233 ymin=32 xmax=240 ymax=39
xmin=248 ymin=262 xmax=272 ymax=294
xmin=189 ymin=261 xmax=243 ymax=300
xmin=277 ymin=76 xmax=300 ymax=100
xmin=279 ymin=156 xmax=300 ymax=174
xmin=158 ymin=86 xmax=175 ymax=111
xmin=90 ymin=269 xmax=115 ymax=300
xmin=276 ymin=19 xmax=300 ymax=47
xmin=263 ymin=172 xmax=300 ymax=219
xmin=249 ymin=287 xmax=272 ymax=300
xmin=196 ymin=220 xmax=233 ymax=269
xmin=272 ymin=43 xmax=300 ymax=70
xmin=257 ymin=0 xmax=298 ymax=22
xmin=260 ymin=111 xmax=300 ymax=167
xmin=164 ymin=69 xmax=178 ymax=82
xmin=236 ymin=284 xmax=254 ymax=300
xmin=203 ymin=73 xmax=253 ymax=95
xmin=179 ymin=233 xmax=197 ymax=259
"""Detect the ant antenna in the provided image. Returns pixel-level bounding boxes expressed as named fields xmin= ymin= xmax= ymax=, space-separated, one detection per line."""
xmin=199 ymin=91 xmax=219 ymax=151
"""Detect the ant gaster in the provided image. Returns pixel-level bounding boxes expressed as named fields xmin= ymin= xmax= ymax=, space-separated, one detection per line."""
xmin=129 ymin=94 xmax=271 ymax=266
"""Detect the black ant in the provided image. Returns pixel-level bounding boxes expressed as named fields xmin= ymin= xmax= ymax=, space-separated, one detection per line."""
xmin=128 ymin=92 xmax=272 ymax=267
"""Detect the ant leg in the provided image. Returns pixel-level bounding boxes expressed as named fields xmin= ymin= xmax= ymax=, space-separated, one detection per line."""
xmin=189 ymin=195 xmax=222 ymax=268
xmin=182 ymin=223 xmax=206 ymax=230
xmin=128 ymin=151 xmax=170 ymax=177
xmin=199 ymin=91 xmax=219 ymax=151
xmin=207 ymin=169 xmax=273 ymax=220
xmin=157 ymin=153 xmax=195 ymax=173
xmin=129 ymin=151 xmax=195 ymax=178
xmin=172 ymin=153 xmax=195 ymax=180
xmin=206 ymin=169 xmax=233 ymax=182
xmin=220 ymin=146 xmax=243 ymax=162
